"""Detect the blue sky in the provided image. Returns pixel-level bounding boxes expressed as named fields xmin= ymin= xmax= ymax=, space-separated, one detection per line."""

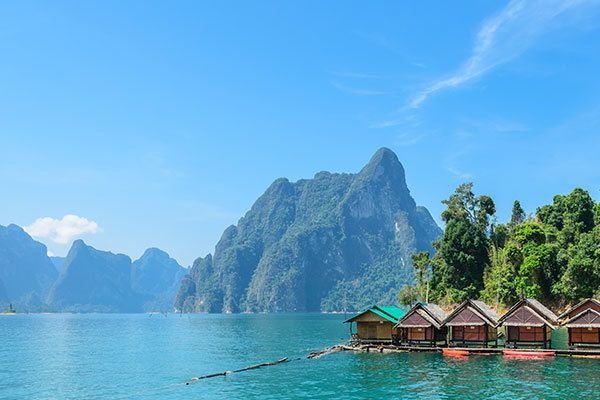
xmin=2 ymin=1 xmax=600 ymax=266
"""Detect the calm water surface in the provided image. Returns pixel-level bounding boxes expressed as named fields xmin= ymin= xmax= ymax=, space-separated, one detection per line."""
xmin=1 ymin=313 xmax=598 ymax=399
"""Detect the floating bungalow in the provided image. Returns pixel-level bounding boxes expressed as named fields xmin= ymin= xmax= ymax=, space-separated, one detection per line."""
xmin=344 ymin=305 xmax=405 ymax=344
xmin=559 ymin=299 xmax=600 ymax=348
xmin=395 ymin=303 xmax=448 ymax=347
xmin=498 ymin=298 xmax=558 ymax=349
xmin=444 ymin=299 xmax=499 ymax=348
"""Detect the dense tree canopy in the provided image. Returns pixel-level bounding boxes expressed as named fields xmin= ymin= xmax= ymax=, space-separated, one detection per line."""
xmin=402 ymin=184 xmax=600 ymax=309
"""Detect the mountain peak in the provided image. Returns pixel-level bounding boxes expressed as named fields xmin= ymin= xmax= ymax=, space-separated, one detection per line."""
xmin=371 ymin=146 xmax=397 ymax=161
xmin=351 ymin=147 xmax=409 ymax=195
xmin=365 ymin=147 xmax=403 ymax=172
xmin=71 ymin=239 xmax=87 ymax=248
xmin=6 ymin=223 xmax=25 ymax=232
xmin=140 ymin=247 xmax=169 ymax=259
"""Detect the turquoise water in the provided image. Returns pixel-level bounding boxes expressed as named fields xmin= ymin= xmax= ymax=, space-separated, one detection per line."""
xmin=1 ymin=313 xmax=599 ymax=399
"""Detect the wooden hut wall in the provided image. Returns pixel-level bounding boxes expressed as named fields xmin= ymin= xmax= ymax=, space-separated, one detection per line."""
xmin=451 ymin=325 xmax=495 ymax=341
xmin=569 ymin=328 xmax=600 ymax=344
xmin=567 ymin=309 xmax=600 ymax=345
xmin=407 ymin=327 xmax=433 ymax=341
xmin=353 ymin=312 xmax=395 ymax=340
xmin=507 ymin=326 xmax=551 ymax=342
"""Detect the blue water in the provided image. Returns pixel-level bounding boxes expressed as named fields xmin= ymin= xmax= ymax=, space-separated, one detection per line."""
xmin=1 ymin=313 xmax=599 ymax=399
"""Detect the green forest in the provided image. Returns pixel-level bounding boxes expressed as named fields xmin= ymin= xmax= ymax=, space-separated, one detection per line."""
xmin=400 ymin=184 xmax=600 ymax=310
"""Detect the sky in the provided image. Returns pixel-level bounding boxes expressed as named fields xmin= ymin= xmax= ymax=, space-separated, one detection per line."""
xmin=2 ymin=0 xmax=600 ymax=266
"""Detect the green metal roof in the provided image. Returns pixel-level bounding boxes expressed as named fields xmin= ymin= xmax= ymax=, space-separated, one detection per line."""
xmin=344 ymin=305 xmax=406 ymax=324
xmin=377 ymin=306 xmax=405 ymax=321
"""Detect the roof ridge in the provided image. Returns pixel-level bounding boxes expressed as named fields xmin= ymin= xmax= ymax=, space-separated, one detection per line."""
xmin=565 ymin=307 xmax=600 ymax=324
xmin=498 ymin=298 xmax=557 ymax=328
xmin=558 ymin=298 xmax=600 ymax=319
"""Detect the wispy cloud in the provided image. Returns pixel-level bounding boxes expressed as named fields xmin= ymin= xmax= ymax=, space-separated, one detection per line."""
xmin=458 ymin=117 xmax=530 ymax=134
xmin=354 ymin=31 xmax=427 ymax=67
xmin=24 ymin=215 xmax=100 ymax=245
xmin=369 ymin=113 xmax=421 ymax=130
xmin=445 ymin=165 xmax=473 ymax=180
xmin=395 ymin=132 xmax=425 ymax=146
xmin=444 ymin=147 xmax=474 ymax=180
xmin=331 ymin=81 xmax=387 ymax=96
xmin=409 ymin=0 xmax=600 ymax=108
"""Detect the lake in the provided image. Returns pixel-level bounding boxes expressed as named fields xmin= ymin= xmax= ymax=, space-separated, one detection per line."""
xmin=1 ymin=313 xmax=599 ymax=399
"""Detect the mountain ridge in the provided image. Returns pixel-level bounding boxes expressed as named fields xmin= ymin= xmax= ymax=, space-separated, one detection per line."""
xmin=175 ymin=148 xmax=442 ymax=313
xmin=0 ymin=227 xmax=185 ymax=312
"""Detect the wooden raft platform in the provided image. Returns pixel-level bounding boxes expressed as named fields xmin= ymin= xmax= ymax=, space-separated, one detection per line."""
xmin=345 ymin=344 xmax=600 ymax=357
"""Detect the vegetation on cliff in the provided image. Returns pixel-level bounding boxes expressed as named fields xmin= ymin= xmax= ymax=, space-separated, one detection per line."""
xmin=400 ymin=184 xmax=600 ymax=309
xmin=175 ymin=148 xmax=442 ymax=313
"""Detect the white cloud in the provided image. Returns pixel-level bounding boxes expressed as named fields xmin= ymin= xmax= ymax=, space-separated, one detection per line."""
xmin=47 ymin=250 xmax=55 ymax=257
xmin=24 ymin=215 xmax=100 ymax=245
xmin=409 ymin=0 xmax=600 ymax=108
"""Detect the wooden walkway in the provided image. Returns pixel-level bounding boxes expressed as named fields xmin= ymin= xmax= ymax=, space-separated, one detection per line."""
xmin=347 ymin=344 xmax=600 ymax=357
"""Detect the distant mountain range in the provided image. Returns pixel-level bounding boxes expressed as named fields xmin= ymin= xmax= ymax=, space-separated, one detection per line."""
xmin=175 ymin=148 xmax=442 ymax=313
xmin=1 ymin=148 xmax=442 ymax=313
xmin=0 ymin=224 xmax=57 ymax=310
xmin=0 ymin=225 xmax=186 ymax=312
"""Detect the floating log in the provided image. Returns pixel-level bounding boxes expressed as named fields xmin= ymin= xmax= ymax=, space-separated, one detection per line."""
xmin=186 ymin=358 xmax=288 ymax=385
xmin=307 ymin=345 xmax=343 ymax=359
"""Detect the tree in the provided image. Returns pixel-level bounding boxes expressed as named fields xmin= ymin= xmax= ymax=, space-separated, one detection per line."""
xmin=482 ymin=244 xmax=517 ymax=307
xmin=513 ymin=222 xmax=546 ymax=246
xmin=441 ymin=183 xmax=496 ymax=233
xmin=436 ymin=219 xmax=489 ymax=299
xmin=490 ymin=223 xmax=509 ymax=250
xmin=477 ymin=195 xmax=496 ymax=233
xmin=398 ymin=285 xmax=419 ymax=307
xmin=510 ymin=200 xmax=526 ymax=226
xmin=553 ymin=230 xmax=600 ymax=300
xmin=411 ymin=251 xmax=431 ymax=302
xmin=537 ymin=188 xmax=595 ymax=238
xmin=431 ymin=184 xmax=598 ymax=308
xmin=433 ymin=184 xmax=495 ymax=302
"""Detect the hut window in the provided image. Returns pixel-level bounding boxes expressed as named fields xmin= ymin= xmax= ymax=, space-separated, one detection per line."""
xmin=470 ymin=326 xmax=475 ymax=330
xmin=589 ymin=327 xmax=594 ymax=331
xmin=526 ymin=326 xmax=531 ymax=330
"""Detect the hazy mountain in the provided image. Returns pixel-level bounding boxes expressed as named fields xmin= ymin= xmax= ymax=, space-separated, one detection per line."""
xmin=50 ymin=256 xmax=66 ymax=274
xmin=0 ymin=223 xmax=186 ymax=312
xmin=0 ymin=279 xmax=8 ymax=304
xmin=47 ymin=240 xmax=139 ymax=312
xmin=0 ymin=224 xmax=57 ymax=309
xmin=175 ymin=148 xmax=442 ymax=313
xmin=44 ymin=241 xmax=185 ymax=312
xmin=131 ymin=248 xmax=186 ymax=312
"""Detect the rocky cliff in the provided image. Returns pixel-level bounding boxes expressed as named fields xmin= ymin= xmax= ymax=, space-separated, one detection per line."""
xmin=175 ymin=148 xmax=442 ymax=313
